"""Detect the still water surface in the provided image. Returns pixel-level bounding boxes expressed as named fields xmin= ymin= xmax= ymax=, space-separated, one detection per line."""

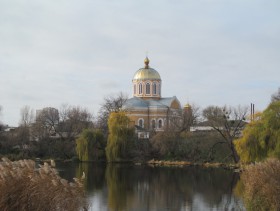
xmin=57 ymin=162 xmax=245 ymax=211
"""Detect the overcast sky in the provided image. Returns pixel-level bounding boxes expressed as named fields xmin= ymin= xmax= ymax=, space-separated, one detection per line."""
xmin=0 ymin=0 xmax=280 ymax=126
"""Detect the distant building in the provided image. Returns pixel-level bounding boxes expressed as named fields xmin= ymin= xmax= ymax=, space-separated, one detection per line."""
xmin=3 ymin=126 xmax=17 ymax=133
xmin=123 ymin=57 xmax=182 ymax=138
xmin=190 ymin=121 xmax=215 ymax=132
xmin=190 ymin=120 xmax=247 ymax=137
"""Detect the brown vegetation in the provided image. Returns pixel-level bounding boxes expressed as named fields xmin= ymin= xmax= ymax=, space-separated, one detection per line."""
xmin=150 ymin=131 xmax=235 ymax=163
xmin=0 ymin=158 xmax=88 ymax=211
xmin=147 ymin=159 xmax=191 ymax=167
xmin=241 ymin=158 xmax=280 ymax=211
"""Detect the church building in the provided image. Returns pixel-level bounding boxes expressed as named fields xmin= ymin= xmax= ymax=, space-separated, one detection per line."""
xmin=123 ymin=57 xmax=182 ymax=138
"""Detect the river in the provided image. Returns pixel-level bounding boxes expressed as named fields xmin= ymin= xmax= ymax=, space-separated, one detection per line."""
xmin=57 ymin=162 xmax=245 ymax=211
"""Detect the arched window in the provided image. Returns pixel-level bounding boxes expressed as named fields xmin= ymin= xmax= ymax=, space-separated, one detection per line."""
xmin=146 ymin=82 xmax=150 ymax=95
xmin=139 ymin=83 xmax=143 ymax=94
xmin=158 ymin=83 xmax=161 ymax=95
xmin=151 ymin=119 xmax=156 ymax=129
xmin=134 ymin=84 xmax=136 ymax=95
xmin=158 ymin=119 xmax=163 ymax=129
xmin=153 ymin=82 xmax=157 ymax=95
xmin=138 ymin=118 xmax=144 ymax=128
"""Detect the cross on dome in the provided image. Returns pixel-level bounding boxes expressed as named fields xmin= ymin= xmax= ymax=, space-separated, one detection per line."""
xmin=144 ymin=57 xmax=150 ymax=68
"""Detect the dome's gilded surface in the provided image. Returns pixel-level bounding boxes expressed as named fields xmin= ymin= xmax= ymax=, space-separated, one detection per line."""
xmin=133 ymin=68 xmax=161 ymax=80
xmin=133 ymin=57 xmax=161 ymax=80
xmin=184 ymin=103 xmax=191 ymax=108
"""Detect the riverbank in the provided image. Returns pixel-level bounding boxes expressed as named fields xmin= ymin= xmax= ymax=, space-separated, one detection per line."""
xmin=46 ymin=158 xmax=241 ymax=171
xmin=1 ymin=155 xmax=242 ymax=171
xmin=146 ymin=159 xmax=241 ymax=170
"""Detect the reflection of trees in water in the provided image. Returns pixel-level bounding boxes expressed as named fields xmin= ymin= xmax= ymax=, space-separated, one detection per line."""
xmin=60 ymin=163 xmax=243 ymax=210
xmin=138 ymin=167 xmax=239 ymax=210
xmin=57 ymin=161 xmax=106 ymax=192
xmin=106 ymin=164 xmax=136 ymax=211
xmin=178 ymin=167 xmax=238 ymax=204
xmin=75 ymin=162 xmax=106 ymax=192
xmin=104 ymin=165 xmax=242 ymax=210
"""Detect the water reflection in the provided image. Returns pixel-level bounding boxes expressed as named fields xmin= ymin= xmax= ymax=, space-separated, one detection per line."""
xmin=57 ymin=162 xmax=245 ymax=211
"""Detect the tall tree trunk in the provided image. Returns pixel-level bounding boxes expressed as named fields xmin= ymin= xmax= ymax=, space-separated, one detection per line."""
xmin=230 ymin=142 xmax=240 ymax=163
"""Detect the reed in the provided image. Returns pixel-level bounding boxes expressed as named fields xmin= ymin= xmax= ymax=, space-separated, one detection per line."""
xmin=0 ymin=158 xmax=88 ymax=211
xmin=241 ymin=158 xmax=280 ymax=211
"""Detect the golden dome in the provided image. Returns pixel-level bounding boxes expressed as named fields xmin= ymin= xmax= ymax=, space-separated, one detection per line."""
xmin=184 ymin=103 xmax=191 ymax=109
xmin=133 ymin=57 xmax=161 ymax=80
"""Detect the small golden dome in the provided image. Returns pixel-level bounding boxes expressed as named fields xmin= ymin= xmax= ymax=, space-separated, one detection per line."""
xmin=184 ymin=103 xmax=191 ymax=109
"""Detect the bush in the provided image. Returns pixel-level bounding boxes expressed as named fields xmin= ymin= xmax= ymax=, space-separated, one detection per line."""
xmin=241 ymin=158 xmax=280 ymax=211
xmin=132 ymin=139 xmax=153 ymax=162
xmin=0 ymin=158 xmax=87 ymax=211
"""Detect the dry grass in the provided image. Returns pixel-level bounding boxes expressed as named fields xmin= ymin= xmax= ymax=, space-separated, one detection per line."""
xmin=0 ymin=158 xmax=88 ymax=211
xmin=241 ymin=158 xmax=280 ymax=211
xmin=147 ymin=159 xmax=192 ymax=166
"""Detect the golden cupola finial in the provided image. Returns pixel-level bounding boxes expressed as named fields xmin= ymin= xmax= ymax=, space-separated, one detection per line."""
xmin=144 ymin=57 xmax=150 ymax=68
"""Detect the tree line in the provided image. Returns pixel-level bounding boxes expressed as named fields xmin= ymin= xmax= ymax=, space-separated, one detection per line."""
xmin=0 ymin=94 xmax=131 ymax=160
xmin=0 ymin=88 xmax=279 ymax=163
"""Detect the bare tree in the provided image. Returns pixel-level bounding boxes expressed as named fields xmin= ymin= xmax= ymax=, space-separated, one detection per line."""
xmin=17 ymin=106 xmax=35 ymax=148
xmin=35 ymin=107 xmax=59 ymax=136
xmin=97 ymin=92 xmax=128 ymax=134
xmin=271 ymin=87 xmax=280 ymax=102
xmin=31 ymin=105 xmax=93 ymax=158
xmin=168 ymin=104 xmax=200 ymax=133
xmin=34 ymin=105 xmax=93 ymax=140
xmin=203 ymin=105 xmax=248 ymax=163
xmin=20 ymin=106 xmax=34 ymax=127
xmin=58 ymin=105 xmax=93 ymax=140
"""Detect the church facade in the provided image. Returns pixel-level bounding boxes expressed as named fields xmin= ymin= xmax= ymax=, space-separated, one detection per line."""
xmin=123 ymin=57 xmax=182 ymax=138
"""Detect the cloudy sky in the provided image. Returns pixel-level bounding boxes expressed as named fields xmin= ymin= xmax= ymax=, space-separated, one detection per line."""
xmin=0 ymin=0 xmax=279 ymax=126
